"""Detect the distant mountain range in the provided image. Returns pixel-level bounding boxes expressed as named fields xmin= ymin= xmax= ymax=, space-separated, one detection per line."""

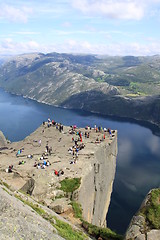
xmin=0 ymin=52 xmax=160 ymax=129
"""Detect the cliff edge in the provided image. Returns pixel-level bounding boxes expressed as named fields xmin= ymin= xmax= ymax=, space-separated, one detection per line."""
xmin=125 ymin=188 xmax=160 ymax=240
xmin=0 ymin=122 xmax=117 ymax=237
xmin=78 ymin=131 xmax=117 ymax=227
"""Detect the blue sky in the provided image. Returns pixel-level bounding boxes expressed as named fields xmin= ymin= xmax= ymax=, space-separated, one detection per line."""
xmin=1 ymin=0 xmax=160 ymax=56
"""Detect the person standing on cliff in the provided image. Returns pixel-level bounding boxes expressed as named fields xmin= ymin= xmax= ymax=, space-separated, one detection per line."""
xmin=39 ymin=139 xmax=41 ymax=147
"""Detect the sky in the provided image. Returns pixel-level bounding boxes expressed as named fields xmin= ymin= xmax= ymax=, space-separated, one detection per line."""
xmin=1 ymin=0 xmax=160 ymax=56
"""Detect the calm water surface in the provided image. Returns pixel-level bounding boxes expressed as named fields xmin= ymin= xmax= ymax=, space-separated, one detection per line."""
xmin=0 ymin=88 xmax=160 ymax=234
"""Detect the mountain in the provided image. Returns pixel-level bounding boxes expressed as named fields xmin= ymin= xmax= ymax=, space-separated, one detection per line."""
xmin=0 ymin=52 xmax=160 ymax=129
xmin=0 ymin=53 xmax=118 ymax=105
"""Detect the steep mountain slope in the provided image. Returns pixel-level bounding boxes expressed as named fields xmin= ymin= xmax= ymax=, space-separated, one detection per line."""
xmin=0 ymin=52 xmax=160 ymax=129
xmin=0 ymin=53 xmax=118 ymax=105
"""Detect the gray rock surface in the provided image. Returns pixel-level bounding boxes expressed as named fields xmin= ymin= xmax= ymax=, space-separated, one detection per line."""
xmin=135 ymin=235 xmax=145 ymax=240
xmin=0 ymin=124 xmax=117 ymax=230
xmin=0 ymin=130 xmax=7 ymax=147
xmin=78 ymin=131 xmax=117 ymax=227
xmin=125 ymin=189 xmax=160 ymax=240
xmin=125 ymin=215 xmax=146 ymax=240
xmin=0 ymin=186 xmax=64 ymax=240
xmin=147 ymin=230 xmax=160 ymax=240
xmin=49 ymin=198 xmax=72 ymax=214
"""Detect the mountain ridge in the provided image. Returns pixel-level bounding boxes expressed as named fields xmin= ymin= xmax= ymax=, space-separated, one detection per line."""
xmin=0 ymin=52 xmax=160 ymax=129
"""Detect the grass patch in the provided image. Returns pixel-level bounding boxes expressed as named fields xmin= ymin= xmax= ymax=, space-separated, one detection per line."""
xmin=82 ymin=221 xmax=123 ymax=240
xmin=2 ymin=187 xmax=10 ymax=195
xmin=71 ymin=201 xmax=83 ymax=219
xmin=2 ymin=181 xmax=11 ymax=190
xmin=59 ymin=178 xmax=81 ymax=193
xmin=53 ymin=217 xmax=87 ymax=240
xmin=15 ymin=194 xmax=46 ymax=216
xmin=14 ymin=188 xmax=122 ymax=240
xmin=14 ymin=194 xmax=87 ymax=240
xmin=55 ymin=194 xmax=64 ymax=200
xmin=140 ymin=188 xmax=160 ymax=229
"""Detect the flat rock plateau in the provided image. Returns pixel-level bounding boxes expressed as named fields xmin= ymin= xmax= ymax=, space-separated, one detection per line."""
xmin=0 ymin=121 xmax=117 ymax=239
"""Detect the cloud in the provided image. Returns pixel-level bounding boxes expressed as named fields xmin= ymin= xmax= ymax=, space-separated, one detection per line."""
xmin=70 ymin=0 xmax=160 ymax=20
xmin=0 ymin=4 xmax=32 ymax=23
xmin=1 ymin=38 xmax=160 ymax=56
xmin=62 ymin=21 xmax=72 ymax=27
xmin=0 ymin=39 xmax=40 ymax=54
xmin=14 ymin=31 xmax=40 ymax=35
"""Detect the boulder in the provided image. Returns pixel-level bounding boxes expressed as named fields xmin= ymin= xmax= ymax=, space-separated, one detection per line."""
xmin=125 ymin=215 xmax=145 ymax=240
xmin=49 ymin=198 xmax=72 ymax=214
xmin=147 ymin=230 xmax=160 ymax=240
xmin=20 ymin=178 xmax=35 ymax=195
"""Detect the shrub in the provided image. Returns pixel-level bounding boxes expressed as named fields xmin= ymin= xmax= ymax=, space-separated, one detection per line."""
xmin=59 ymin=178 xmax=81 ymax=193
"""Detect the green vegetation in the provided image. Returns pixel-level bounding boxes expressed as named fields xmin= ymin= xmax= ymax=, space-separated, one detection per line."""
xmin=59 ymin=178 xmax=81 ymax=193
xmin=2 ymin=187 xmax=10 ymax=195
xmin=54 ymin=194 xmax=64 ymax=200
xmin=69 ymin=199 xmax=122 ymax=240
xmin=15 ymin=194 xmax=46 ymax=216
xmin=71 ymin=201 xmax=83 ymax=219
xmin=14 ymin=188 xmax=123 ymax=240
xmin=1 ymin=181 xmax=11 ymax=190
xmin=14 ymin=194 xmax=87 ymax=240
xmin=2 ymin=53 xmax=160 ymax=102
xmin=53 ymin=217 xmax=87 ymax=240
xmin=82 ymin=221 xmax=123 ymax=240
xmin=140 ymin=189 xmax=160 ymax=229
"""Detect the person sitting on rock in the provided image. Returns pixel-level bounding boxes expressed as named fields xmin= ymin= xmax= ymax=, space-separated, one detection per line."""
xmin=8 ymin=165 xmax=13 ymax=173
xmin=37 ymin=163 xmax=41 ymax=169
xmin=18 ymin=160 xmax=25 ymax=165
xmin=46 ymin=160 xmax=50 ymax=166
xmin=58 ymin=169 xmax=64 ymax=176
xmin=33 ymin=162 xmax=37 ymax=167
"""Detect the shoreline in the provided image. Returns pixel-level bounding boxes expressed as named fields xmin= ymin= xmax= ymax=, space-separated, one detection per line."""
xmin=1 ymin=87 xmax=160 ymax=136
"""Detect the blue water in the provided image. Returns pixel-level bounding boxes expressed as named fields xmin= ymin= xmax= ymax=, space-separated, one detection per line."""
xmin=0 ymin=88 xmax=160 ymax=234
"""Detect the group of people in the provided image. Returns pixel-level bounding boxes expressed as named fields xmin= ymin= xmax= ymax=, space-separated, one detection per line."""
xmin=34 ymin=159 xmax=51 ymax=169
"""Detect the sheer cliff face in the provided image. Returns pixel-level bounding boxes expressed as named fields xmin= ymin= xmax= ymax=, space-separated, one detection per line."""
xmin=78 ymin=131 xmax=117 ymax=227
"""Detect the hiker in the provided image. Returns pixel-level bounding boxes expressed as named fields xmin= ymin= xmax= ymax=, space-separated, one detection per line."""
xmin=48 ymin=147 xmax=52 ymax=155
xmin=18 ymin=160 xmax=25 ymax=165
xmin=16 ymin=149 xmax=21 ymax=157
xmin=34 ymin=162 xmax=37 ymax=167
xmin=58 ymin=170 xmax=64 ymax=176
xmin=46 ymin=144 xmax=49 ymax=152
xmin=37 ymin=163 xmax=41 ymax=169
xmin=7 ymin=165 xmax=13 ymax=173
xmin=39 ymin=139 xmax=41 ymax=146
xmin=46 ymin=160 xmax=50 ymax=166
xmin=76 ymin=147 xmax=79 ymax=157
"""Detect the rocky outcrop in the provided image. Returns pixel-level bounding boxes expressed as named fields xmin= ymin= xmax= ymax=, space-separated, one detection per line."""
xmin=0 ymin=124 xmax=118 ymax=233
xmin=20 ymin=178 xmax=35 ymax=195
xmin=125 ymin=188 xmax=160 ymax=240
xmin=78 ymin=131 xmax=117 ymax=227
xmin=0 ymin=185 xmax=64 ymax=240
xmin=49 ymin=198 xmax=72 ymax=214
xmin=0 ymin=130 xmax=7 ymax=148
